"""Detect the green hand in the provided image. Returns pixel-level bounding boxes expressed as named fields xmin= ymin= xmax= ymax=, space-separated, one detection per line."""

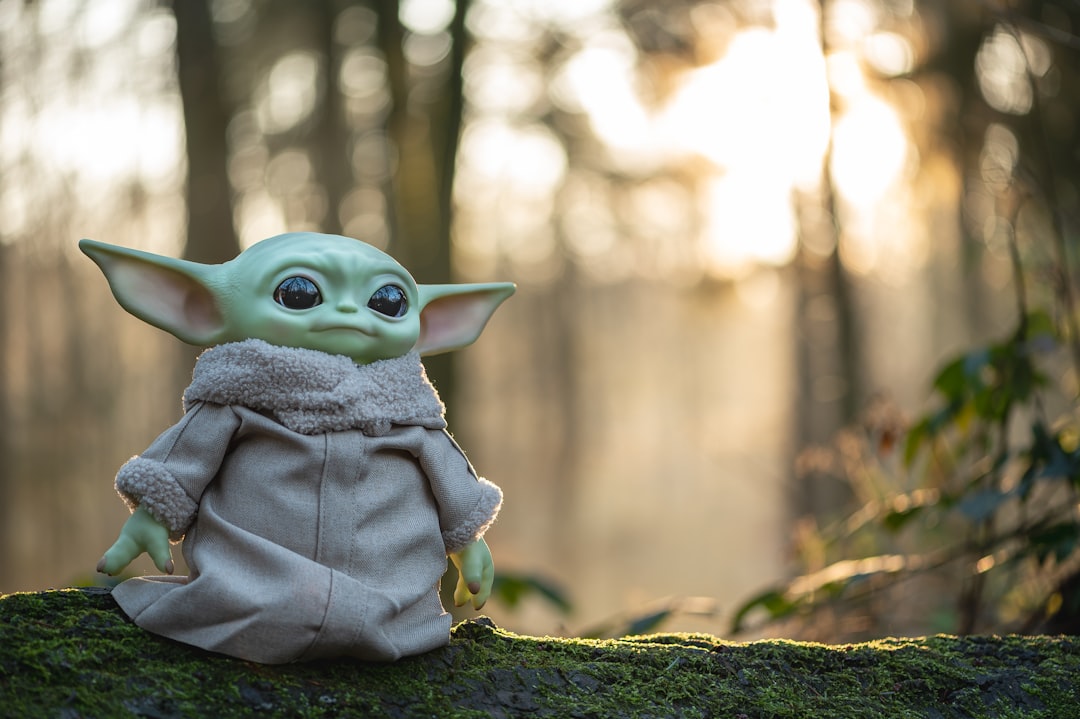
xmin=449 ymin=538 xmax=494 ymax=610
xmin=97 ymin=505 xmax=174 ymax=576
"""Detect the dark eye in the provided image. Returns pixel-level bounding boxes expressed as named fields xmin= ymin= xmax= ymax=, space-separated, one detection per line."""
xmin=274 ymin=276 xmax=322 ymax=310
xmin=368 ymin=285 xmax=408 ymax=318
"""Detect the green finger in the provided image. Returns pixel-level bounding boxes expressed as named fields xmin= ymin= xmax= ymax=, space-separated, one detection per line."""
xmin=453 ymin=575 xmax=471 ymax=607
xmin=147 ymin=542 xmax=173 ymax=574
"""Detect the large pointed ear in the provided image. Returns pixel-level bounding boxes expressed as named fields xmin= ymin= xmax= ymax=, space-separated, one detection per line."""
xmin=415 ymin=282 xmax=516 ymax=356
xmin=79 ymin=239 xmax=229 ymax=346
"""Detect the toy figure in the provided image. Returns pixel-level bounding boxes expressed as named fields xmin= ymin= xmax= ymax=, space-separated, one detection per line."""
xmin=81 ymin=232 xmax=514 ymax=664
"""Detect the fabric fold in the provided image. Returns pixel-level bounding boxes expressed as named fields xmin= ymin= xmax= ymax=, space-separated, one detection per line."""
xmin=109 ymin=339 xmax=502 ymax=664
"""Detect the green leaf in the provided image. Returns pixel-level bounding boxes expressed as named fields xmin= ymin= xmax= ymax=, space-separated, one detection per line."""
xmin=903 ymin=404 xmax=963 ymax=467
xmin=1025 ymin=309 xmax=1057 ymax=344
xmin=730 ymin=589 xmax=798 ymax=634
xmin=622 ymin=609 xmax=674 ymax=637
xmin=903 ymin=418 xmax=930 ymax=467
xmin=490 ymin=573 xmax=572 ymax=614
xmin=580 ymin=597 xmax=716 ymax=639
xmin=882 ymin=505 xmax=922 ymax=532
xmin=932 ymin=356 xmax=971 ymax=402
xmin=1029 ymin=522 xmax=1080 ymax=565
xmin=881 ymin=489 xmax=941 ymax=532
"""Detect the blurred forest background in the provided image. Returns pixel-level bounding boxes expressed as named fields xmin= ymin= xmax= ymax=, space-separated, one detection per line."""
xmin=2 ymin=0 xmax=1080 ymax=643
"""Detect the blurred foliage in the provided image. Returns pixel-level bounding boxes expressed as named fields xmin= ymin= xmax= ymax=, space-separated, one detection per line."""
xmin=578 ymin=595 xmax=718 ymax=639
xmin=731 ymin=0 xmax=1080 ymax=640
xmin=489 ymin=571 xmax=573 ymax=615
xmin=485 ymin=570 xmax=724 ymax=640
xmin=733 ymin=309 xmax=1080 ymax=638
xmin=733 ymin=261 xmax=1080 ymax=637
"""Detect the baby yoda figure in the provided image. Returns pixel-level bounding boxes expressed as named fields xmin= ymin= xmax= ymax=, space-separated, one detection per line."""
xmin=81 ymin=232 xmax=513 ymax=664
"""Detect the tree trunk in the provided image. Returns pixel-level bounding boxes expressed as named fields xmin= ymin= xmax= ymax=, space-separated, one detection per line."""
xmin=5 ymin=588 xmax=1080 ymax=718
xmin=173 ymin=0 xmax=240 ymax=266
xmin=374 ymin=0 xmax=470 ymax=421
xmin=313 ymin=0 xmax=351 ymax=237
xmin=788 ymin=2 xmax=863 ymax=521
xmin=172 ymin=0 xmax=241 ymax=378
xmin=0 ymin=244 xmax=8 ymax=582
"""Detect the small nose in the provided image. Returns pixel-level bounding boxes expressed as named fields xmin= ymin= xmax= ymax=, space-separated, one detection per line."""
xmin=337 ymin=300 xmax=360 ymax=313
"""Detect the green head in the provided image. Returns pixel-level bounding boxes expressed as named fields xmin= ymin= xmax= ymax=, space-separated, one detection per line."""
xmin=79 ymin=232 xmax=515 ymax=364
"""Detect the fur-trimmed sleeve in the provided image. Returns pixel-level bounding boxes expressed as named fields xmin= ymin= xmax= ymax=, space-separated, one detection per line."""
xmin=115 ymin=402 xmax=241 ymax=540
xmin=417 ymin=429 xmax=503 ymax=554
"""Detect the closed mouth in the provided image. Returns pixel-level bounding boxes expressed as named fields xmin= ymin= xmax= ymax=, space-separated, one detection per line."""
xmin=312 ymin=324 xmax=373 ymax=335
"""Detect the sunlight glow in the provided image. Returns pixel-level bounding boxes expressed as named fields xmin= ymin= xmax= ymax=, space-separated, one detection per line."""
xmin=788 ymin=554 xmax=913 ymax=595
xmin=76 ymin=0 xmax=140 ymax=48
xmin=455 ymin=118 xmax=567 ymax=278
xmin=256 ymin=52 xmax=321 ymax=134
xmin=659 ymin=0 xmax=830 ymax=275
xmin=0 ymin=2 xmax=183 ymax=199
xmin=399 ymin=0 xmax=455 ymax=34
xmin=465 ymin=47 xmax=545 ymax=116
xmin=979 ymin=123 xmax=1020 ymax=194
xmin=36 ymin=0 xmax=78 ymax=34
xmin=831 ymin=93 xmax=917 ymax=278
xmin=236 ymin=190 xmax=287 ymax=249
xmin=16 ymin=96 xmax=182 ymax=193
xmin=460 ymin=119 xmax=567 ymax=197
xmin=461 ymin=0 xmax=921 ymax=282
xmin=403 ymin=31 xmax=452 ymax=67
xmin=976 ymin=26 xmax=1033 ymax=115
xmin=559 ymin=173 xmax=619 ymax=262
xmin=821 ymin=8 xmax=921 ymax=281
xmin=339 ymin=50 xmax=388 ymax=99
xmin=863 ymin=32 xmax=914 ymax=77
xmin=136 ymin=10 xmax=178 ymax=58
xmin=339 ymin=49 xmax=392 ymax=119
xmin=550 ymin=35 xmax=652 ymax=160
xmin=699 ymin=172 xmax=799 ymax=275
xmin=830 ymin=96 xmax=908 ymax=206
xmin=0 ymin=3 xmax=186 ymax=247
xmin=661 ymin=25 xmax=830 ymax=183
xmin=824 ymin=0 xmax=879 ymax=47
xmin=503 ymin=0 xmax=614 ymax=26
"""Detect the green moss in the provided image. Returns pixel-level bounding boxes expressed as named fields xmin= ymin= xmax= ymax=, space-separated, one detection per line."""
xmin=2 ymin=589 xmax=1079 ymax=718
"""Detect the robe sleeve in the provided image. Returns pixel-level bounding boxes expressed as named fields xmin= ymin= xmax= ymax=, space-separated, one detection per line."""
xmin=114 ymin=401 xmax=241 ymax=541
xmin=417 ymin=429 xmax=503 ymax=554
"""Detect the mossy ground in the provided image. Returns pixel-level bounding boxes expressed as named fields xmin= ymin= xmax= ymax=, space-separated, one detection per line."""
xmin=2 ymin=588 xmax=1079 ymax=718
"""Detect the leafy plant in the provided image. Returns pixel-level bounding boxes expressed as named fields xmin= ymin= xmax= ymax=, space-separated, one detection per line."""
xmin=732 ymin=306 xmax=1080 ymax=638
xmin=489 ymin=571 xmax=573 ymax=615
xmin=732 ymin=8 xmax=1080 ymax=639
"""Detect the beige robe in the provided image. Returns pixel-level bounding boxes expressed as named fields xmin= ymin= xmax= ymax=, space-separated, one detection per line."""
xmin=109 ymin=340 xmax=502 ymax=664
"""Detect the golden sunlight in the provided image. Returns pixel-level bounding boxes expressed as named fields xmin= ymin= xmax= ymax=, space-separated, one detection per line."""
xmin=659 ymin=0 xmax=830 ymax=276
xmin=461 ymin=0 xmax=922 ymax=284
xmin=827 ymin=50 xmax=917 ymax=279
xmin=552 ymin=36 xmax=653 ymax=159
xmin=830 ymin=94 xmax=908 ymax=207
xmin=0 ymin=3 xmax=184 ymax=247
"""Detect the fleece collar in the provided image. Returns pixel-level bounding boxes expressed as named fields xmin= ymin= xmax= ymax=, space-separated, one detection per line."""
xmin=183 ymin=339 xmax=446 ymax=436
